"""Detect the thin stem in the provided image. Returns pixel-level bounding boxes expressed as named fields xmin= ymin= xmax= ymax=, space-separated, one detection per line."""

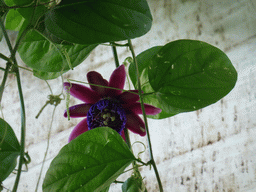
xmin=113 ymin=180 xmax=124 ymax=184
xmin=11 ymin=27 xmax=30 ymax=188
xmin=17 ymin=65 xmax=33 ymax=72
xmin=0 ymin=18 xmax=12 ymax=104
xmin=0 ymin=17 xmax=13 ymax=52
xmin=68 ymin=79 xmax=140 ymax=95
xmin=101 ymin=42 xmax=128 ymax=47
xmin=45 ymin=80 xmax=53 ymax=95
xmin=124 ymin=128 xmax=132 ymax=150
xmin=10 ymin=29 xmax=30 ymax=192
xmin=35 ymin=106 xmax=56 ymax=192
xmin=35 ymin=101 xmax=50 ymax=119
xmin=0 ymin=62 xmax=11 ymax=103
xmin=12 ymin=63 xmax=26 ymax=192
xmin=128 ymin=39 xmax=163 ymax=192
xmin=0 ymin=53 xmax=12 ymax=62
xmin=111 ymin=43 xmax=120 ymax=68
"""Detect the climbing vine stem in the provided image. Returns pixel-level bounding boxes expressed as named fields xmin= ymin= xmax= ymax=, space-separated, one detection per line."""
xmin=0 ymin=16 xmax=26 ymax=192
xmin=128 ymin=39 xmax=163 ymax=192
xmin=0 ymin=3 xmax=35 ymax=190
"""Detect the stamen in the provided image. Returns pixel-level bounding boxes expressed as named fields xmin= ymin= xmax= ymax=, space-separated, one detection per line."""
xmin=87 ymin=99 xmax=126 ymax=134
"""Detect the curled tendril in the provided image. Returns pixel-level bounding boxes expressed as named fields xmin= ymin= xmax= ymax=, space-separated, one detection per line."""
xmin=132 ymin=141 xmax=146 ymax=160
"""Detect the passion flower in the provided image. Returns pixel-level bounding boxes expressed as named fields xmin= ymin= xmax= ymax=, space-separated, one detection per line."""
xmin=64 ymin=65 xmax=161 ymax=142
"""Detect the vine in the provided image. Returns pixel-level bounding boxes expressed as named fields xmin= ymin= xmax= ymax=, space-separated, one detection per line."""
xmin=0 ymin=0 xmax=237 ymax=191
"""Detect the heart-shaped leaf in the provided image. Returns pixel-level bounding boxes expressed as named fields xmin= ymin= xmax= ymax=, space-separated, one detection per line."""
xmin=43 ymin=127 xmax=136 ymax=192
xmin=44 ymin=0 xmax=152 ymax=44
xmin=0 ymin=118 xmax=20 ymax=182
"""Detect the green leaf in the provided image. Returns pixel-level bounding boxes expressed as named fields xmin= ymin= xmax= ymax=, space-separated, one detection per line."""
xmin=122 ymin=176 xmax=146 ymax=192
xmin=5 ymin=9 xmax=27 ymax=31
xmin=43 ymin=127 xmax=136 ymax=192
xmin=18 ymin=29 xmax=97 ymax=73
xmin=44 ymin=0 xmax=152 ymax=44
xmin=129 ymin=40 xmax=237 ymax=119
xmin=5 ymin=0 xmax=49 ymax=31
xmin=0 ymin=118 xmax=20 ymax=182
xmin=149 ymin=40 xmax=237 ymax=111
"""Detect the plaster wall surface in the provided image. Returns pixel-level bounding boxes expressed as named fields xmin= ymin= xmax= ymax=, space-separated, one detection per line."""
xmin=1 ymin=0 xmax=256 ymax=191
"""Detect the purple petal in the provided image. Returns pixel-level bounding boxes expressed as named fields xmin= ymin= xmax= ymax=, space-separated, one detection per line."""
xmin=87 ymin=71 xmax=108 ymax=96
xmin=108 ymin=65 xmax=126 ymax=97
xmin=121 ymin=129 xmax=126 ymax=141
xmin=118 ymin=90 xmax=140 ymax=104
xmin=124 ymin=102 xmax=162 ymax=115
xmin=68 ymin=118 xmax=88 ymax=142
xmin=126 ymin=112 xmax=146 ymax=136
xmin=64 ymin=104 xmax=92 ymax=118
xmin=64 ymin=82 xmax=100 ymax=103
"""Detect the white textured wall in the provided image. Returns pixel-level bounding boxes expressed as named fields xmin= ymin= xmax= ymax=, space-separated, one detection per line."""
xmin=1 ymin=0 xmax=256 ymax=191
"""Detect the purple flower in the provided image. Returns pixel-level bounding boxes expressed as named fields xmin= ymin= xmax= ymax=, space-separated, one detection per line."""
xmin=64 ymin=65 xmax=162 ymax=142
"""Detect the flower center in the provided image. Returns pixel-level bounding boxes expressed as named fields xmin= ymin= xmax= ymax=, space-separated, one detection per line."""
xmin=87 ymin=98 xmax=126 ymax=134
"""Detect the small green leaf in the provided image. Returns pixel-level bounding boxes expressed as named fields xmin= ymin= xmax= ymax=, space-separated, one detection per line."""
xmin=43 ymin=127 xmax=136 ymax=192
xmin=45 ymin=0 xmax=152 ymax=44
xmin=5 ymin=9 xmax=27 ymax=31
xmin=18 ymin=29 xmax=97 ymax=73
xmin=0 ymin=118 xmax=20 ymax=182
xmin=4 ymin=0 xmax=47 ymax=26
xmin=122 ymin=177 xmax=145 ymax=192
